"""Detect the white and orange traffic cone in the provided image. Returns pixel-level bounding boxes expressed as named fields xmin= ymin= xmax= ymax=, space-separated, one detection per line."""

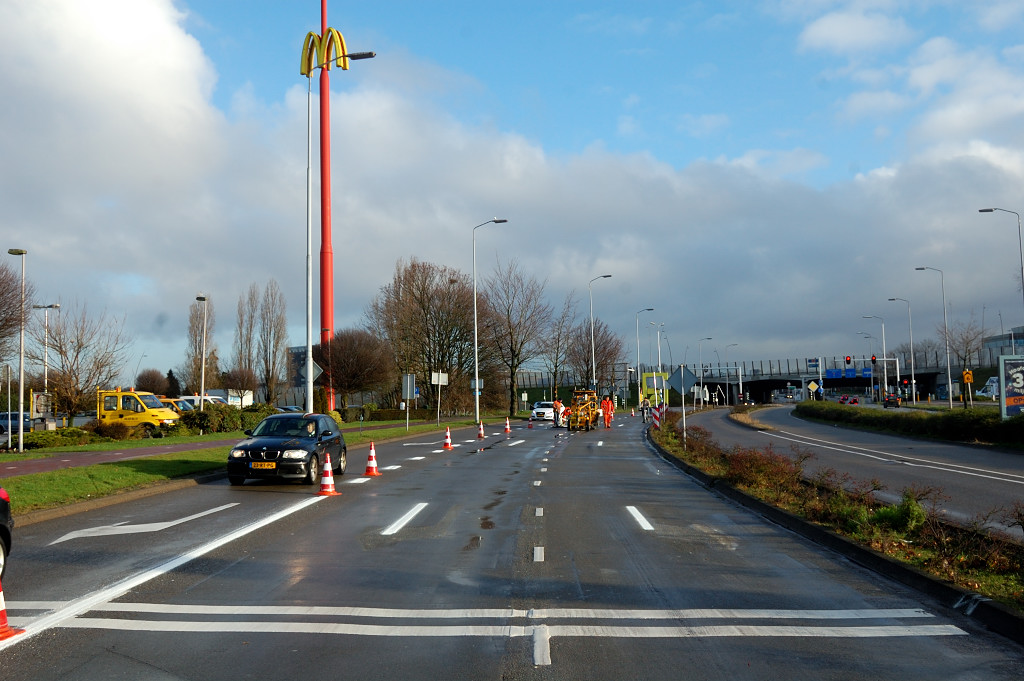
xmin=477 ymin=422 xmax=485 ymax=439
xmin=504 ymin=417 xmax=511 ymax=434
xmin=528 ymin=416 xmax=533 ymax=429
xmin=317 ymin=452 xmax=341 ymax=496
xmin=631 ymin=407 xmax=635 ymax=417
xmin=443 ymin=427 xmax=453 ymax=450
xmin=364 ymin=442 xmax=382 ymax=476
xmin=0 ymin=577 xmax=25 ymax=641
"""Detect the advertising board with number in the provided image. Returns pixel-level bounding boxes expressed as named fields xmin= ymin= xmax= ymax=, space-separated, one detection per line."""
xmin=999 ymin=356 xmax=1024 ymax=419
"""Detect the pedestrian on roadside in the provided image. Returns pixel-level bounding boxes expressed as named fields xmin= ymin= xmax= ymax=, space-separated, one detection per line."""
xmin=601 ymin=395 xmax=614 ymax=428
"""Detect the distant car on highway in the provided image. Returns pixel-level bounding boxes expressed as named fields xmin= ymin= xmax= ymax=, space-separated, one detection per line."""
xmin=849 ymin=397 xmax=859 ymax=405
xmin=0 ymin=485 xmax=12 ymax=580
xmin=883 ymin=394 xmax=901 ymax=408
xmin=838 ymin=395 xmax=849 ymax=405
xmin=227 ymin=413 xmax=346 ymax=486
xmin=532 ymin=401 xmax=554 ymax=420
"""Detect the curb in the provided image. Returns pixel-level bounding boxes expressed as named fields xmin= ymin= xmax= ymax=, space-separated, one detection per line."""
xmin=644 ymin=427 xmax=1024 ymax=647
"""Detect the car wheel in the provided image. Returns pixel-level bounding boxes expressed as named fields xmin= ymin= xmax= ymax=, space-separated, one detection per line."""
xmin=304 ymin=454 xmax=320 ymax=485
xmin=228 ymin=476 xmax=245 ymax=486
xmin=0 ymin=539 xmax=7 ymax=580
xmin=335 ymin=448 xmax=347 ymax=475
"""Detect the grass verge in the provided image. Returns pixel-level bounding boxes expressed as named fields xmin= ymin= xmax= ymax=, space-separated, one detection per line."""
xmin=652 ymin=412 xmax=1024 ymax=614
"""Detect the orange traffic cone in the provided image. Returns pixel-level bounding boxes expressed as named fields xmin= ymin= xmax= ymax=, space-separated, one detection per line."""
xmin=443 ymin=427 xmax=453 ymax=450
xmin=528 ymin=416 xmax=533 ymax=429
xmin=477 ymin=422 xmax=485 ymax=439
xmin=0 ymin=577 xmax=25 ymax=641
xmin=317 ymin=452 xmax=341 ymax=496
xmin=364 ymin=442 xmax=382 ymax=476
xmin=504 ymin=417 xmax=511 ymax=433
xmin=631 ymin=407 xmax=635 ymax=417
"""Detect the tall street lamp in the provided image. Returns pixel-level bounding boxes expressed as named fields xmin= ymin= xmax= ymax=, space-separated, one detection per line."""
xmin=8 ymin=249 xmax=26 ymax=452
xmin=862 ymin=315 xmax=887 ymax=395
xmin=916 ymin=267 xmax=954 ymax=409
xmin=32 ymin=303 xmax=59 ymax=394
xmin=635 ymin=307 xmax=653 ymax=406
xmin=650 ymin=322 xmax=665 ymax=405
xmin=301 ymin=22 xmax=375 ymax=414
xmin=472 ymin=218 xmax=508 ymax=425
xmin=889 ymin=297 xmax=916 ymax=404
xmin=588 ymin=274 xmax=612 ymax=388
xmin=698 ymin=337 xmax=712 ymax=407
xmin=979 ymin=208 xmax=1024 ymax=329
xmin=196 ymin=295 xmax=208 ymax=412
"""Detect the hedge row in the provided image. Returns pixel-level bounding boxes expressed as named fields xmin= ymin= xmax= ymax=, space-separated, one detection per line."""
xmin=793 ymin=401 xmax=1024 ymax=447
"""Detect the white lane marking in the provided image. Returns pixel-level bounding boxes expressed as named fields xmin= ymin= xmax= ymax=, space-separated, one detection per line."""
xmin=51 ymin=504 xmax=239 ymax=545
xmin=597 ymin=441 xmax=604 ymax=447
xmin=408 ymin=456 xmax=426 ymax=461
xmin=533 ymin=625 xmax=552 ymax=665
xmin=507 ymin=439 xmax=526 ymax=447
xmin=381 ymin=465 xmax=402 ymax=471
xmin=402 ymin=442 xmax=439 ymax=446
xmin=626 ymin=506 xmax=654 ymax=531
xmin=381 ymin=502 xmax=429 ymax=536
xmin=533 ymin=546 xmax=545 ymax=562
xmin=535 ymin=508 xmax=544 ymax=517
xmin=0 ymin=496 xmax=326 ymax=652
xmin=347 ymin=478 xmax=371 ymax=484
xmin=540 ymin=467 xmax=548 ymax=472
xmin=766 ymin=430 xmax=1024 ymax=485
xmin=533 ymin=481 xmax=542 ymax=486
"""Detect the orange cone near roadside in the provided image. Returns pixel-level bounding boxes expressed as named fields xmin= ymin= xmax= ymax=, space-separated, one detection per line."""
xmin=317 ymin=452 xmax=341 ymax=496
xmin=0 ymin=577 xmax=25 ymax=641
xmin=443 ymin=427 xmax=453 ymax=450
xmin=364 ymin=442 xmax=382 ymax=476
xmin=477 ymin=422 xmax=485 ymax=439
xmin=504 ymin=417 xmax=511 ymax=433
xmin=631 ymin=407 xmax=635 ymax=417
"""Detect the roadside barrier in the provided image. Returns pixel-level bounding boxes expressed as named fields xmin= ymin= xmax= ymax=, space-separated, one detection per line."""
xmin=364 ymin=442 xmax=382 ymax=476
xmin=316 ymin=452 xmax=341 ymax=496
xmin=653 ymin=408 xmax=660 ymax=429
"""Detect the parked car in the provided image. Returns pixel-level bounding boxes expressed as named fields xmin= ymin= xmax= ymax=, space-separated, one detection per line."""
xmin=0 ymin=412 xmax=32 ymax=435
xmin=532 ymin=401 xmax=555 ymax=421
xmin=227 ymin=413 xmax=346 ymax=486
xmin=0 ymin=485 xmax=12 ymax=580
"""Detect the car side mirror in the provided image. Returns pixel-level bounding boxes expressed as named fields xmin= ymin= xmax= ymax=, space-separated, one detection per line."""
xmin=321 ymin=430 xmax=333 ymax=438
xmin=243 ymin=429 xmax=253 ymax=436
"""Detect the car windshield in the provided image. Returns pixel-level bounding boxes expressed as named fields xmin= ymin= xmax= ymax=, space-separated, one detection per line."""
xmin=252 ymin=417 xmax=317 ymax=438
xmin=139 ymin=394 xmax=164 ymax=409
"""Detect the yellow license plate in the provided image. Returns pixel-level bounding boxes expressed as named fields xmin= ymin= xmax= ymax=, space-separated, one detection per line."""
xmin=250 ymin=461 xmax=276 ymax=470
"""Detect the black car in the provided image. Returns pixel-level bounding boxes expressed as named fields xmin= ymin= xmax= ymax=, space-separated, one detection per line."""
xmin=883 ymin=394 xmax=901 ymax=408
xmin=227 ymin=413 xmax=346 ymax=486
xmin=1 ymin=485 xmax=12 ymax=580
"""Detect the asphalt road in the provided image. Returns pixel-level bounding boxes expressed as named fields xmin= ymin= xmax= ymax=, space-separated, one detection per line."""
xmin=1 ymin=416 xmax=1021 ymax=679
xmin=685 ymin=406 xmax=1024 ymax=533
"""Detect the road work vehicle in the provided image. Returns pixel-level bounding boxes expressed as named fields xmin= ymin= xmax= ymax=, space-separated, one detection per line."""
xmin=97 ymin=388 xmax=179 ymax=433
xmin=566 ymin=389 xmax=599 ymax=431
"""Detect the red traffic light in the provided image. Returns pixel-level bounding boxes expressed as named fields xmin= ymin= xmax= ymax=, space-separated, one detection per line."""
xmin=871 ymin=355 xmax=877 ymax=365
xmin=845 ymin=356 xmax=851 ymax=365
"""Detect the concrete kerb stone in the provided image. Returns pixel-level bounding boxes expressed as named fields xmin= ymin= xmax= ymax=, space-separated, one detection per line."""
xmin=644 ymin=426 xmax=1024 ymax=647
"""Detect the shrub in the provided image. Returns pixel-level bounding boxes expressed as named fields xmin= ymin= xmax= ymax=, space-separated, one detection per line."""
xmin=22 ymin=427 xmax=101 ymax=449
xmin=80 ymin=419 xmax=142 ymax=441
xmin=871 ymin=491 xmax=927 ymax=534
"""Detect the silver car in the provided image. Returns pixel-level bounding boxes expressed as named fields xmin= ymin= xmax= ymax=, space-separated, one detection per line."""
xmin=532 ymin=401 xmax=554 ymax=420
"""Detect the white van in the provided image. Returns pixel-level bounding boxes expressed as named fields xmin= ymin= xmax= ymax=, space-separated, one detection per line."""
xmin=976 ymin=376 xmax=1000 ymax=399
xmin=178 ymin=395 xmax=229 ymax=408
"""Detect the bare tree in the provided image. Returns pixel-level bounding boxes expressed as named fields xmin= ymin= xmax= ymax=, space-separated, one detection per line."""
xmin=221 ymin=366 xmax=258 ymax=405
xmin=0 ymin=261 xmax=34 ymax=361
xmin=257 ymin=279 xmax=288 ymax=404
xmin=26 ymin=302 xmax=132 ymax=415
xmin=135 ymin=368 xmax=168 ymax=394
xmin=541 ymin=291 xmax=578 ymax=400
xmin=482 ymin=259 xmax=552 ymax=415
xmin=232 ymin=283 xmax=260 ymax=376
xmin=566 ymin=318 xmax=624 ymax=392
xmin=313 ymin=328 xmax=396 ymax=409
xmin=939 ymin=313 xmax=983 ymax=372
xmin=181 ymin=297 xmax=219 ymax=394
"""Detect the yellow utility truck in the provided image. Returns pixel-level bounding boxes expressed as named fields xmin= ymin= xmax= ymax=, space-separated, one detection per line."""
xmin=97 ymin=388 xmax=179 ymax=433
xmin=566 ymin=389 xmax=599 ymax=431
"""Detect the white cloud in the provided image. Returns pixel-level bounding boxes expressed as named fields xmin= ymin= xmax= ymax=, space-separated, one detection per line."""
xmin=799 ymin=10 xmax=915 ymax=54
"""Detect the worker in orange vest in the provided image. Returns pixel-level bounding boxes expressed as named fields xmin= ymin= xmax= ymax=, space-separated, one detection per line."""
xmin=601 ymin=395 xmax=614 ymax=428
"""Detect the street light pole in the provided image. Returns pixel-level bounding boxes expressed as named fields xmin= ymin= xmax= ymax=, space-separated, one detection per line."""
xmin=863 ymin=315 xmax=887 ymax=394
xmin=635 ymin=308 xmax=653 ymax=406
xmin=916 ymin=267 xmax=954 ymax=409
xmin=588 ymin=274 xmax=612 ymax=389
xmin=472 ymin=218 xmax=508 ymax=425
xmin=979 ymin=208 xmax=1024 ymax=326
xmin=196 ymin=295 xmax=208 ymax=412
xmin=889 ymin=297 xmax=916 ymax=404
xmin=698 ymin=337 xmax=712 ymax=408
xmin=32 ymin=303 xmax=59 ymax=393
xmin=8 ymin=249 xmax=26 ymax=452
xmin=725 ymin=343 xmax=738 ymax=405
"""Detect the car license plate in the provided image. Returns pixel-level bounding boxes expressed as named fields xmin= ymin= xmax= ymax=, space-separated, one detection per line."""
xmin=250 ymin=461 xmax=276 ymax=470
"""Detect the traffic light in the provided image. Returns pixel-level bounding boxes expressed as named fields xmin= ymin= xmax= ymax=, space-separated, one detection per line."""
xmin=871 ymin=355 xmax=877 ymax=365
xmin=845 ymin=356 xmax=851 ymax=365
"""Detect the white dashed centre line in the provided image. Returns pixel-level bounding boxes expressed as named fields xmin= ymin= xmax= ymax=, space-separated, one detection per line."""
xmin=533 ymin=547 xmax=545 ymax=562
xmin=535 ymin=508 xmax=544 ymax=517
xmin=533 ymin=481 xmax=542 ymax=487
xmin=381 ymin=502 xmax=429 ymax=536
xmin=626 ymin=506 xmax=654 ymax=531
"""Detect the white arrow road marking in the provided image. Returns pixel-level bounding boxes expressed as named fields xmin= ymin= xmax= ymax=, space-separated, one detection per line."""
xmin=50 ymin=504 xmax=239 ymax=545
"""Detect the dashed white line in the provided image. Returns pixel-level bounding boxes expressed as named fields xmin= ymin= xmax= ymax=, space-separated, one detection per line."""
xmin=381 ymin=502 xmax=429 ymax=536
xmin=347 ymin=478 xmax=371 ymax=484
xmin=626 ymin=506 xmax=654 ymax=531
xmin=535 ymin=508 xmax=544 ymax=517
xmin=533 ymin=547 xmax=545 ymax=562
xmin=507 ymin=439 xmax=526 ymax=447
xmin=533 ymin=481 xmax=542 ymax=487
xmin=381 ymin=465 xmax=402 ymax=471
xmin=407 ymin=456 xmax=425 ymax=461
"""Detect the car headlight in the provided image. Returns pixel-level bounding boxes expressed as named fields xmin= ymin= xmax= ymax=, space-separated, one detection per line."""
xmin=282 ymin=449 xmax=308 ymax=459
xmin=229 ymin=449 xmax=247 ymax=459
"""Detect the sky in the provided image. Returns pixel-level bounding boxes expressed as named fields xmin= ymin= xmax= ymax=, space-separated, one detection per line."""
xmin=4 ymin=0 xmax=1024 ymax=383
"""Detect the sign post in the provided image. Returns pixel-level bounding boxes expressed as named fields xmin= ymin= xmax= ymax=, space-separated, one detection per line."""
xmin=431 ymin=371 xmax=448 ymax=426
xmin=402 ymin=373 xmax=416 ymax=430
